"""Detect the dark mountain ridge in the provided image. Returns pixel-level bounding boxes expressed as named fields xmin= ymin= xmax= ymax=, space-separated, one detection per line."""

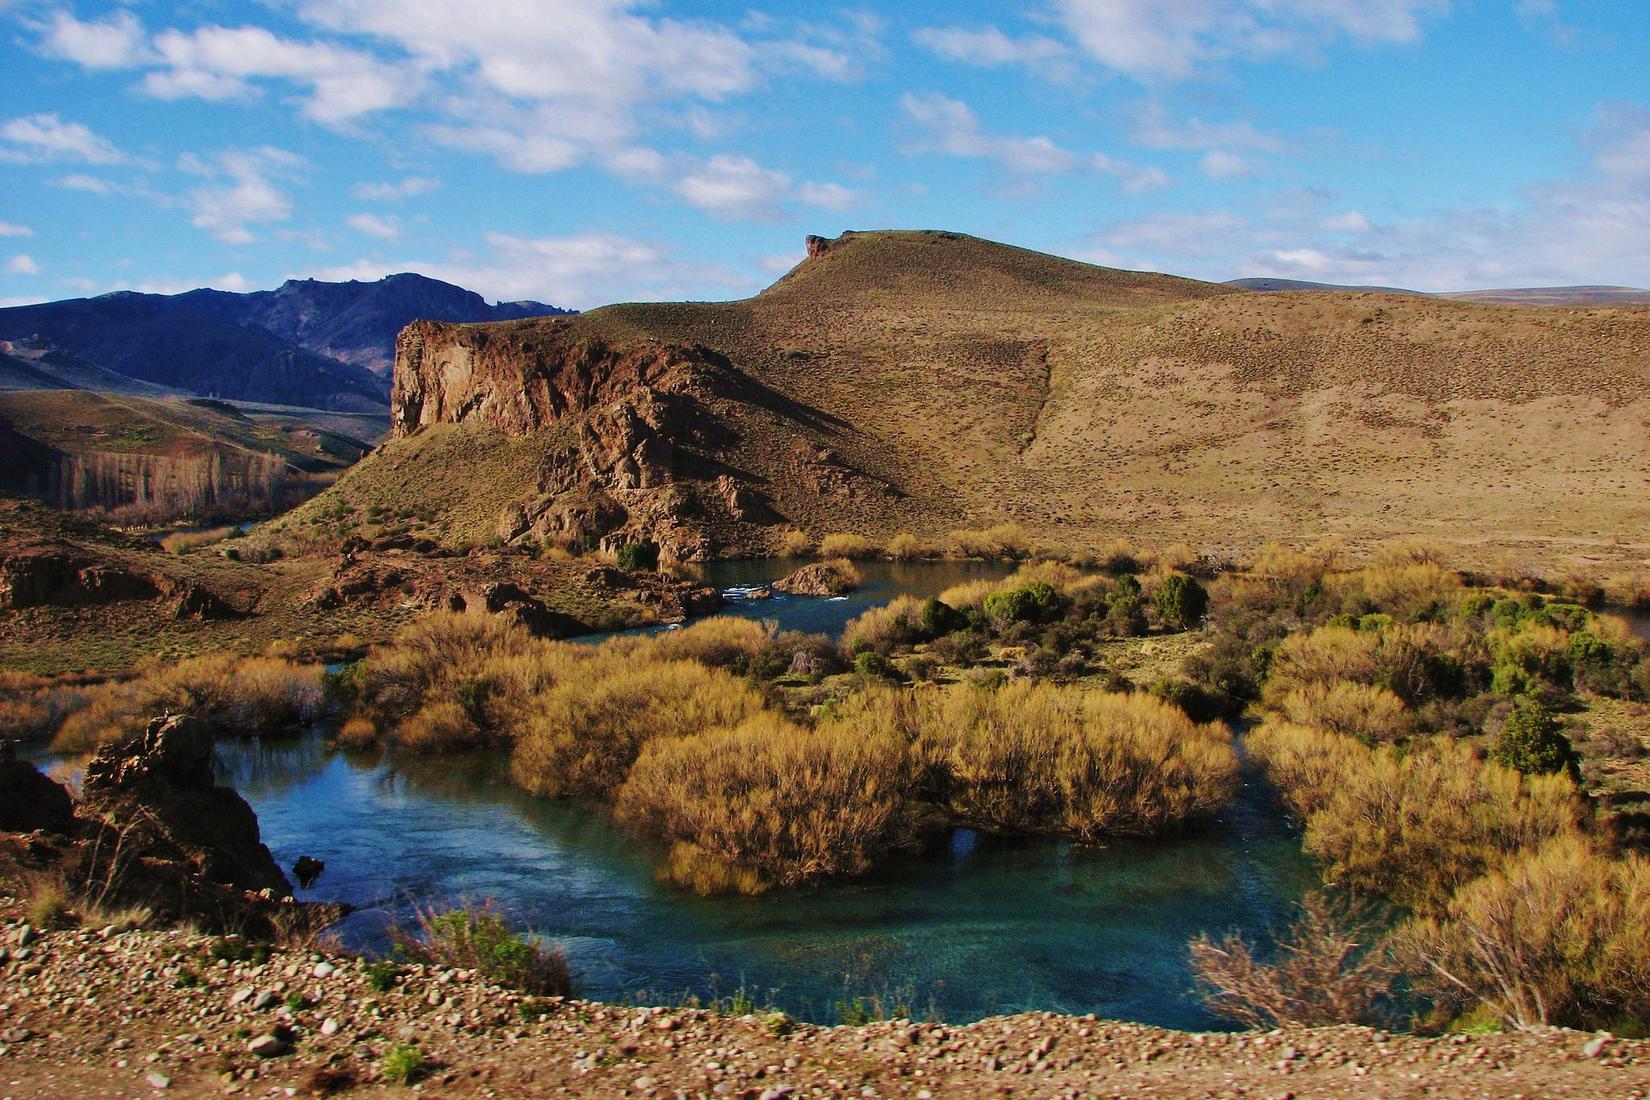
xmin=0 ymin=273 xmax=572 ymax=411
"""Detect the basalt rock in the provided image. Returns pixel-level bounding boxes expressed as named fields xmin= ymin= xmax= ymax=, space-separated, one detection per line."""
xmin=80 ymin=714 xmax=291 ymax=896
xmin=0 ymin=743 xmax=75 ymax=835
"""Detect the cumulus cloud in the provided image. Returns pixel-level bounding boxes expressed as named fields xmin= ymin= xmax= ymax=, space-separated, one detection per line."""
xmin=0 ymin=221 xmax=32 ymax=237
xmin=901 ymin=92 xmax=1166 ymax=191
xmin=353 ymin=176 xmax=440 ymax=201
xmin=6 ymin=254 xmax=40 ymax=275
xmin=674 ymin=155 xmax=790 ymax=222
xmin=0 ymin=113 xmax=124 ymax=164
xmin=145 ymin=25 xmax=413 ymax=124
xmin=179 ymin=147 xmax=305 ymax=245
xmin=1050 ymin=0 xmax=1449 ymax=81
xmin=1199 ymin=149 xmax=1254 ymax=179
xmin=796 ymin=181 xmax=863 ymax=212
xmin=347 ymin=212 xmax=401 ymax=240
xmin=35 ymin=9 xmax=151 ymax=69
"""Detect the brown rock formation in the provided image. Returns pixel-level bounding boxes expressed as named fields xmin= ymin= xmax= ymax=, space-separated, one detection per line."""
xmin=772 ymin=558 xmax=861 ymax=597
xmin=80 ymin=714 xmax=291 ymax=896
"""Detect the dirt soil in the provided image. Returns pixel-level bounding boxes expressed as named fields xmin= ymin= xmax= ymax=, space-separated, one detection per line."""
xmin=2 ymin=910 xmax=1645 ymax=1099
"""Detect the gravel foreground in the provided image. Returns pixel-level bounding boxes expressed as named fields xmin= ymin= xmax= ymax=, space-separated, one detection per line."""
xmin=2 ymin=918 xmax=1647 ymax=1100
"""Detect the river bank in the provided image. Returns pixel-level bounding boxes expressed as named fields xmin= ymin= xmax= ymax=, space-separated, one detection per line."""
xmin=2 ymin=909 xmax=1643 ymax=1099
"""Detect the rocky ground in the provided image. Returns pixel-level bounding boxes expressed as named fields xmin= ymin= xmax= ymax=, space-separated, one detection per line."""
xmin=1 ymin=913 xmax=1645 ymax=1099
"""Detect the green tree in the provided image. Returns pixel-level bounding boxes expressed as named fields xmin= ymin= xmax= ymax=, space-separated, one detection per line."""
xmin=1155 ymin=574 xmax=1210 ymax=630
xmin=616 ymin=540 xmax=661 ymax=571
xmin=1490 ymin=696 xmax=1580 ymax=780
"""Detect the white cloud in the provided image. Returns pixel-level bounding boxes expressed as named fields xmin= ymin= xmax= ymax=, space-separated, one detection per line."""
xmin=347 ymin=212 xmax=401 ymax=240
xmin=0 ymin=221 xmax=32 ymax=237
xmin=901 ymin=92 xmax=1164 ymax=191
xmin=145 ymin=25 xmax=412 ymax=125
xmin=353 ymin=176 xmax=440 ymax=201
xmin=1127 ymin=103 xmax=1288 ymax=153
xmin=910 ymin=25 xmax=1073 ymax=72
xmin=1051 ymin=0 xmax=1449 ymax=81
xmin=1199 ymin=149 xmax=1254 ymax=179
xmin=308 ymin=231 xmax=750 ymax=310
xmin=0 ymin=296 xmax=47 ymax=308
xmin=179 ymin=147 xmax=305 ymax=244
xmin=7 ymin=254 xmax=40 ymax=275
xmin=53 ymin=173 xmax=117 ymax=194
xmin=674 ymin=155 xmax=790 ymax=222
xmin=796 ymin=181 xmax=863 ymax=212
xmin=1321 ymin=210 xmax=1375 ymax=233
xmin=0 ymin=113 xmax=124 ymax=164
xmin=1083 ymin=108 xmax=1650 ymax=290
xmin=35 ymin=9 xmax=151 ymax=69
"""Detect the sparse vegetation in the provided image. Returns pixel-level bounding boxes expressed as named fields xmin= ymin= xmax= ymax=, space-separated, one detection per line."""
xmin=392 ymin=901 xmax=572 ymax=996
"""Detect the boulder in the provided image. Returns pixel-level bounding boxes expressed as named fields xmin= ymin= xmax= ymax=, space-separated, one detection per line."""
xmin=81 ymin=715 xmax=291 ymax=896
xmin=773 ymin=559 xmax=861 ymax=597
xmin=0 ymin=743 xmax=75 ymax=835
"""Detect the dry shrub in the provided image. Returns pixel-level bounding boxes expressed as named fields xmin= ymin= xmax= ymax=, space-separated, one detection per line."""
xmin=1602 ymin=572 xmax=1650 ymax=610
xmin=1249 ymin=723 xmax=1585 ymax=915
xmin=616 ymin=713 xmax=910 ymax=892
xmin=882 ymin=682 xmax=1237 ymax=838
xmin=935 ymin=578 xmax=997 ymax=611
xmin=841 ymin=595 xmax=925 ymax=656
xmin=949 ymin=523 xmax=1032 ymax=560
xmin=777 ymin=529 xmax=814 ymax=557
xmin=509 ymin=658 xmax=764 ymax=799
xmin=1096 ymin=538 xmax=1142 ymax=573
xmin=335 ymin=716 xmax=379 ymax=749
xmin=884 ymin=532 xmax=934 ymax=561
xmin=1251 ymin=540 xmax=1340 ymax=590
xmin=0 ymin=675 xmax=89 ymax=742
xmin=1155 ymin=542 xmax=1201 ymax=574
xmin=1191 ymin=891 xmax=1398 ymax=1029
xmin=1396 ymin=836 xmax=1650 ymax=1030
xmin=52 ymin=654 xmax=321 ymax=752
xmin=639 ymin=616 xmax=774 ymax=669
xmin=1273 ymin=681 xmax=1414 ymax=745
xmin=1262 ymin=626 xmax=1378 ymax=702
xmin=158 ymin=526 xmax=235 ymax=554
xmin=1370 ymin=539 xmax=1448 ymax=569
xmin=1337 ymin=561 xmax=1459 ymax=621
xmin=819 ymin=533 xmax=877 ymax=559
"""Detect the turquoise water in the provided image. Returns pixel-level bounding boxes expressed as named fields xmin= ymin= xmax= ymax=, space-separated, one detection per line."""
xmin=603 ymin=558 xmax=1018 ymax=641
xmin=216 ymin=733 xmax=1316 ymax=1029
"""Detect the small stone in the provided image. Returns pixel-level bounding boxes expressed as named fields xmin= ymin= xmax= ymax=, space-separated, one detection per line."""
xmin=633 ymin=1075 xmax=657 ymax=1092
xmin=320 ymin=1018 xmax=340 ymax=1036
xmin=251 ymin=991 xmax=280 ymax=1011
xmin=654 ymin=1016 xmax=680 ymax=1032
xmin=145 ymin=1071 xmax=172 ymax=1089
xmin=2 ymin=1027 xmax=32 ymax=1043
xmin=1583 ymin=1034 xmax=1612 ymax=1058
xmin=758 ymin=1088 xmax=793 ymax=1100
xmin=229 ymin=987 xmax=255 ymax=1008
xmin=247 ymin=1034 xmax=289 ymax=1058
xmin=313 ymin=962 xmax=337 ymax=979
xmin=16 ymin=924 xmax=36 ymax=947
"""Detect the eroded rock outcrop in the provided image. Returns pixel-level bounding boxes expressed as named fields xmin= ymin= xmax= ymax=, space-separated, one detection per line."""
xmin=772 ymin=559 xmax=861 ymax=597
xmin=80 ymin=714 xmax=291 ymax=896
xmin=391 ymin=321 xmax=786 ymax=559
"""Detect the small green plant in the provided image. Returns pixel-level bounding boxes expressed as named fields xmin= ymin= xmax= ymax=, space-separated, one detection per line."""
xmin=836 ymin=997 xmax=872 ymax=1026
xmin=365 ymin=960 xmax=402 ymax=993
xmin=284 ymin=991 xmax=309 ymax=1012
xmin=379 ymin=1042 xmax=425 ymax=1085
xmin=765 ymin=1011 xmax=795 ymax=1037
xmin=853 ymin=651 xmax=893 ymax=679
xmin=616 ymin=541 xmax=661 ymax=572
xmin=176 ymin=968 xmax=202 ymax=989
xmin=393 ymin=902 xmax=573 ymax=996
xmin=728 ymin=987 xmax=755 ymax=1016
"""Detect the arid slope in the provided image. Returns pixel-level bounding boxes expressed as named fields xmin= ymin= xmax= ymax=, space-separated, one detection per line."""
xmin=287 ymin=230 xmax=1650 ymax=569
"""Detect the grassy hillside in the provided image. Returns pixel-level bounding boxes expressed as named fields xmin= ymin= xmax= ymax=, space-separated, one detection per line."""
xmin=311 ymin=229 xmax=1650 ymax=573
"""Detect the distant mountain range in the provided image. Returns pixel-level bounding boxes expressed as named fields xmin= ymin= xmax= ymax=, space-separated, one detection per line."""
xmin=1226 ymin=277 xmax=1650 ymax=306
xmin=0 ymin=273 xmax=572 ymax=412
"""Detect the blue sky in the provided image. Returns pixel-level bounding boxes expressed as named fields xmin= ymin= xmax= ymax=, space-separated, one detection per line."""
xmin=2 ymin=1 xmax=1647 ymax=309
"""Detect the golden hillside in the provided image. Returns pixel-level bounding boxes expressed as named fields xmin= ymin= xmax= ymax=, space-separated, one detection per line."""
xmin=278 ymin=230 xmax=1650 ymax=571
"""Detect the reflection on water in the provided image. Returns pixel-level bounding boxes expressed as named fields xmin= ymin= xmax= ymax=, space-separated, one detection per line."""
xmin=219 ymin=731 xmax=1315 ymax=1029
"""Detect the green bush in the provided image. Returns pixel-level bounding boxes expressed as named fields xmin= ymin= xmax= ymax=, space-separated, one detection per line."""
xmin=393 ymin=902 xmax=572 ymax=996
xmin=616 ymin=541 xmax=661 ymax=571
xmin=918 ymin=597 xmax=967 ymax=639
xmin=982 ymin=581 xmax=1062 ymax=625
xmin=1490 ymin=696 xmax=1580 ymax=779
xmin=854 ymin=651 xmax=894 ymax=680
xmin=1155 ymin=573 xmax=1210 ymax=630
xmin=380 ymin=1043 xmax=425 ymax=1084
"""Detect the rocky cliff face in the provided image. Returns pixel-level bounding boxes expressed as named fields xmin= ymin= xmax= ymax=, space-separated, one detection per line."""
xmin=391 ymin=319 xmax=781 ymax=559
